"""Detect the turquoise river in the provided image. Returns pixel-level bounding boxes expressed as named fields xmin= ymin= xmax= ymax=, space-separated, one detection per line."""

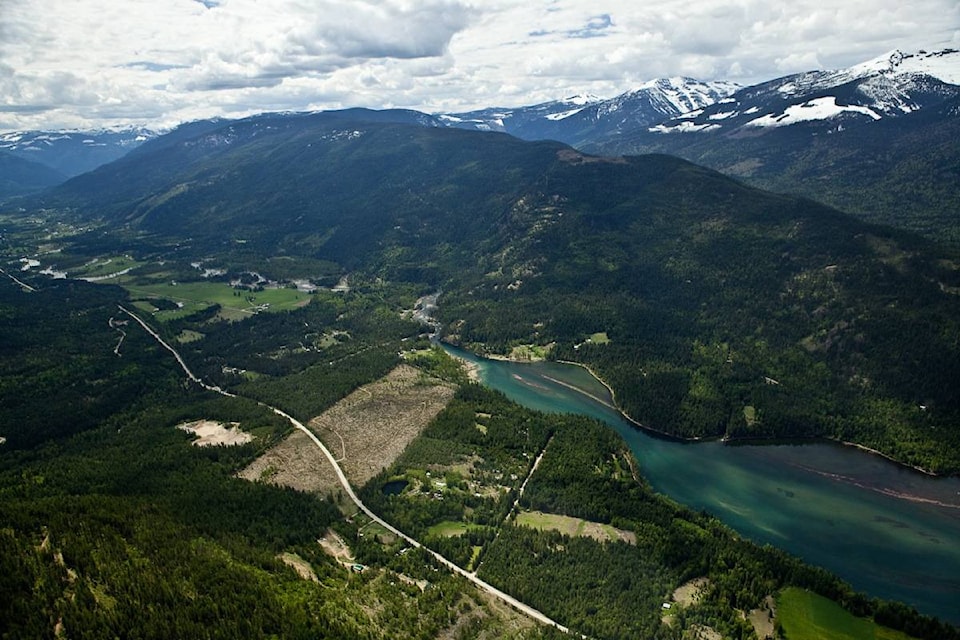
xmin=443 ymin=345 xmax=960 ymax=624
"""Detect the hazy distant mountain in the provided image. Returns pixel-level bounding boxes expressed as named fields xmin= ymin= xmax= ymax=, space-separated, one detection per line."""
xmin=439 ymin=78 xmax=739 ymax=146
xmin=0 ymin=150 xmax=67 ymax=198
xmin=0 ymin=127 xmax=156 ymax=177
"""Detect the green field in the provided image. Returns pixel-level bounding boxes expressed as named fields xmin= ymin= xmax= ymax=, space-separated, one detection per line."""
xmin=508 ymin=343 xmax=554 ymax=361
xmin=123 ymin=280 xmax=312 ymax=320
xmin=427 ymin=520 xmax=475 ymax=538
xmin=586 ymin=332 xmax=610 ymax=345
xmin=515 ymin=510 xmax=583 ymax=537
xmin=777 ymin=588 xmax=917 ymax=640
xmin=74 ymin=255 xmax=144 ymax=278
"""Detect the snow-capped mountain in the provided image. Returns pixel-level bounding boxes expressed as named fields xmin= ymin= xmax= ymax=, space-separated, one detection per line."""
xmin=593 ymin=77 xmax=741 ymax=124
xmin=583 ymin=48 xmax=960 ymax=249
xmin=646 ymin=48 xmax=960 ymax=135
xmin=0 ymin=127 xmax=157 ymax=177
xmin=438 ymin=94 xmax=603 ymax=136
xmin=439 ymin=78 xmax=739 ymax=146
xmin=848 ymin=48 xmax=960 ymax=85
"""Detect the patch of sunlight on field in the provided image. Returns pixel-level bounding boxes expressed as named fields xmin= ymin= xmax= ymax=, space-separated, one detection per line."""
xmin=778 ymin=588 xmax=917 ymax=640
xmin=427 ymin=521 xmax=473 ymax=537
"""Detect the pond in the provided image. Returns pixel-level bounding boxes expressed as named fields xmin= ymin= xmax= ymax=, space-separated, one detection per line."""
xmin=382 ymin=479 xmax=409 ymax=496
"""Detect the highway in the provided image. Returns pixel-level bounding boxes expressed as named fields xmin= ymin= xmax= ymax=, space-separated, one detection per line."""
xmin=119 ymin=305 xmax=579 ymax=636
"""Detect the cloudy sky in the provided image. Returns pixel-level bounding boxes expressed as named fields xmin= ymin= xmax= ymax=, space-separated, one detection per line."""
xmin=1 ymin=0 xmax=958 ymax=131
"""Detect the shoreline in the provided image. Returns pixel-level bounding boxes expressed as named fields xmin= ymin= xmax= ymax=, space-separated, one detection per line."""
xmin=555 ymin=359 xmax=709 ymax=443
xmin=448 ymin=346 xmax=948 ymax=478
xmin=556 ymin=359 xmax=945 ymax=478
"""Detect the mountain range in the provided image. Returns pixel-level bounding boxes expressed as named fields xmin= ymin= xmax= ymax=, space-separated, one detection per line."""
xmin=4 ymin=49 xmax=960 ymax=639
xmin=3 ymin=47 xmax=958 ymax=250
xmin=0 ymin=127 xmax=157 ymax=199
xmin=28 ymin=107 xmax=960 ymax=474
xmin=584 ymin=48 xmax=960 ymax=245
xmin=438 ymin=77 xmax=741 ymax=146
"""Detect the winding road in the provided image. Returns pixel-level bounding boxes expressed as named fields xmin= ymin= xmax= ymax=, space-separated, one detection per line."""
xmin=118 ymin=305 xmax=579 ymax=636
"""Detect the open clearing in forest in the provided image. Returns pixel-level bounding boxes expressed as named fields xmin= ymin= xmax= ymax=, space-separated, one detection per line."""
xmin=747 ymin=595 xmax=777 ymax=640
xmin=514 ymin=510 xmax=637 ymax=545
xmin=239 ymin=365 xmax=454 ymax=495
xmin=177 ymin=420 xmax=253 ymax=447
xmin=308 ymin=364 xmax=456 ymax=487
xmin=124 ymin=280 xmax=311 ymax=321
xmin=777 ymin=587 xmax=914 ymax=640
xmin=238 ymin=428 xmax=341 ymax=493
xmin=278 ymin=552 xmax=319 ymax=582
xmin=672 ymin=577 xmax=710 ymax=607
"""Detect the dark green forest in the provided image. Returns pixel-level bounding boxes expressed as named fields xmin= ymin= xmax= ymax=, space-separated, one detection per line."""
xmin=0 ymin=276 xmax=552 ymax=639
xmin=29 ymin=114 xmax=960 ymax=473
xmin=3 ymin=110 xmax=960 ymax=638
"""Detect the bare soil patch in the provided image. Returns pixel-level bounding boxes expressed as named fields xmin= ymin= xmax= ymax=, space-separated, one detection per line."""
xmin=747 ymin=595 xmax=777 ymax=639
xmin=308 ymin=365 xmax=455 ymax=487
xmin=278 ymin=552 xmax=318 ymax=582
xmin=318 ymin=529 xmax=354 ymax=564
xmin=673 ymin=576 xmax=710 ymax=607
xmin=238 ymin=429 xmax=340 ymax=493
xmin=239 ymin=365 xmax=453 ymax=497
xmin=177 ymin=420 xmax=253 ymax=447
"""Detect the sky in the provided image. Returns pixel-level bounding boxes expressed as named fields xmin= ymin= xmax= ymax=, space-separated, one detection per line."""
xmin=1 ymin=0 xmax=958 ymax=132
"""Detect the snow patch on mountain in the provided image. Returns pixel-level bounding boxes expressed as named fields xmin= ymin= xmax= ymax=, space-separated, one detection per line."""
xmin=626 ymin=77 xmax=741 ymax=116
xmin=708 ymin=111 xmax=738 ymax=120
xmin=0 ymin=127 xmax=157 ymax=176
xmin=649 ymin=121 xmax=721 ymax=133
xmin=849 ymin=48 xmax=960 ymax=85
xmin=745 ymin=97 xmax=882 ymax=128
xmin=545 ymin=108 xmax=584 ymax=121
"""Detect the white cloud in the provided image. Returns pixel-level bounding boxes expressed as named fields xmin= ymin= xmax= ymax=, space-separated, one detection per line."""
xmin=0 ymin=0 xmax=957 ymax=131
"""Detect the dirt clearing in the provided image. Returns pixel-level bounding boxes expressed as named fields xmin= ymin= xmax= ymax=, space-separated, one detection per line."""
xmin=308 ymin=364 xmax=455 ymax=487
xmin=318 ymin=529 xmax=354 ymax=564
xmin=673 ymin=576 xmax=710 ymax=607
xmin=177 ymin=420 xmax=253 ymax=447
xmin=237 ymin=429 xmax=340 ymax=493
xmin=239 ymin=365 xmax=454 ymax=494
xmin=747 ymin=595 xmax=776 ymax=639
xmin=278 ymin=552 xmax=318 ymax=582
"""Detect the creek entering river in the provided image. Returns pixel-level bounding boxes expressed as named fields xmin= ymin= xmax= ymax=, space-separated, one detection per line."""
xmin=442 ymin=344 xmax=960 ymax=624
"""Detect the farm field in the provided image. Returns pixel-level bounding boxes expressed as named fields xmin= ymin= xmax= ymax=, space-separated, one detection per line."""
xmin=514 ymin=510 xmax=636 ymax=545
xmin=777 ymin=587 xmax=916 ymax=640
xmin=123 ymin=280 xmax=313 ymax=320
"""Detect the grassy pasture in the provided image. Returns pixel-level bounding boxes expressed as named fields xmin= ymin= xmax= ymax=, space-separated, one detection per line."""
xmin=427 ymin=520 xmax=482 ymax=538
xmin=74 ymin=255 xmax=145 ymax=278
xmin=123 ymin=280 xmax=311 ymax=320
xmin=778 ymin=588 xmax=917 ymax=640
xmin=514 ymin=510 xmax=634 ymax=545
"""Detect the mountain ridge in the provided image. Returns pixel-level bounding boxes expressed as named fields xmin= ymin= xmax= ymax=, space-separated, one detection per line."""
xmin=26 ymin=110 xmax=960 ymax=474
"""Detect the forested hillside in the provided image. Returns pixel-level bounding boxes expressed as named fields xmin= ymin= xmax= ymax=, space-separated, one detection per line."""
xmin=20 ymin=111 xmax=960 ymax=473
xmin=0 ymin=275 xmax=556 ymax=639
xmin=588 ymin=96 xmax=960 ymax=247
